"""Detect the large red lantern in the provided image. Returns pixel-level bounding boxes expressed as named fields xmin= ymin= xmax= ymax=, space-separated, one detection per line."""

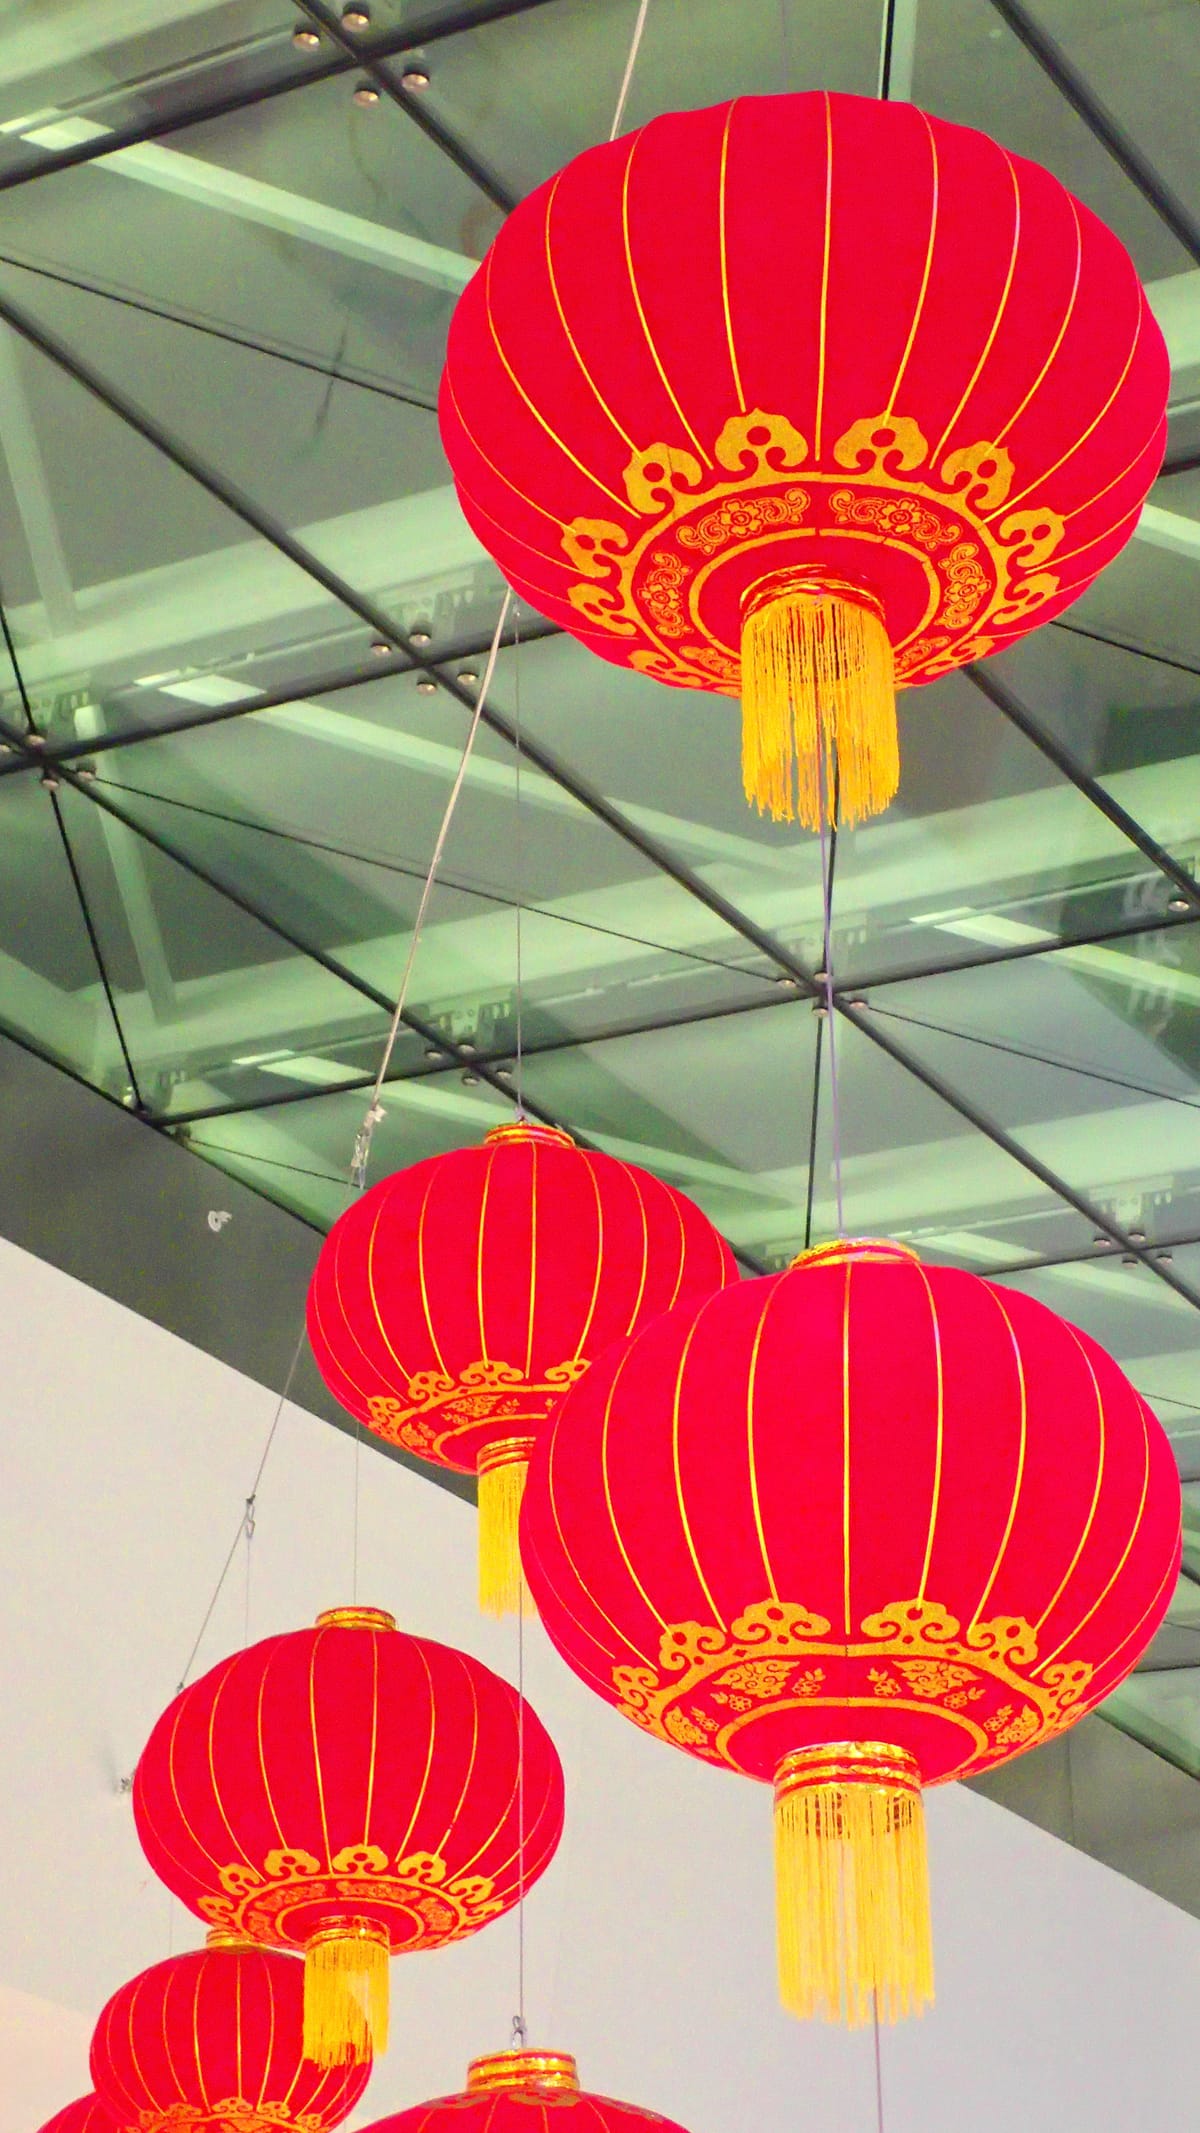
xmin=307 ymin=1121 xmax=737 ymax=1614
xmin=521 ymin=1238 xmax=1181 ymax=2026
xmin=133 ymin=1609 xmax=564 ymax=2071
xmin=440 ymin=92 xmax=1168 ymax=830
xmin=38 ymin=2101 xmax=118 ymax=2133
xmin=90 ymin=1937 xmax=369 ymax=2133
xmin=361 ymin=2047 xmax=690 ymax=2131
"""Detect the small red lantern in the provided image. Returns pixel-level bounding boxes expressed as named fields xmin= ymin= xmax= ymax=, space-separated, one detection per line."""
xmin=440 ymin=92 xmax=1168 ymax=829
xmin=307 ymin=1121 xmax=736 ymax=1614
xmin=522 ymin=1238 xmax=1181 ymax=2026
xmin=38 ymin=2101 xmax=118 ymax=2133
xmin=133 ymin=1608 xmax=564 ymax=2071
xmin=362 ymin=2048 xmax=690 ymax=2131
xmin=90 ymin=1936 xmax=368 ymax=2133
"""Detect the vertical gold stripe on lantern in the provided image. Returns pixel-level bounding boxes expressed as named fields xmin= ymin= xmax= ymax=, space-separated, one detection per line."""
xmin=303 ymin=1924 xmax=389 ymax=2069
xmin=774 ymin=1745 xmax=933 ymax=2027
xmin=477 ymin=1437 xmax=536 ymax=1617
xmin=739 ymin=572 xmax=898 ymax=829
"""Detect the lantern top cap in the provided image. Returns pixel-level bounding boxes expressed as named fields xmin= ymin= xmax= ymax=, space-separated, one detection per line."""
xmin=788 ymin=1237 xmax=922 ymax=1273
xmin=467 ymin=2051 xmax=579 ymax=2094
xmin=314 ymin=1605 xmax=396 ymax=1633
xmin=483 ymin=1121 xmax=576 ymax=1150
xmin=204 ymin=1927 xmax=261 ymax=1953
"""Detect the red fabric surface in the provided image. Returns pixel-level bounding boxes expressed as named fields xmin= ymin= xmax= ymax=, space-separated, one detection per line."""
xmin=306 ymin=1123 xmax=736 ymax=1473
xmin=37 ymin=2099 xmax=119 ymax=2133
xmin=133 ymin=1618 xmax=564 ymax=1954
xmin=521 ymin=1242 xmax=1181 ymax=1787
xmin=440 ymin=93 xmax=1167 ymax=701
xmin=363 ymin=2081 xmax=688 ymax=2132
xmin=90 ymin=1944 xmax=367 ymax=2133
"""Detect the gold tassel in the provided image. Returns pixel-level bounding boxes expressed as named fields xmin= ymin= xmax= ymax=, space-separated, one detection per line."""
xmin=303 ymin=1921 xmax=389 ymax=2068
xmin=740 ymin=570 xmax=898 ymax=829
xmin=774 ymin=1743 xmax=934 ymax=2028
xmin=477 ymin=1436 xmax=536 ymax=1618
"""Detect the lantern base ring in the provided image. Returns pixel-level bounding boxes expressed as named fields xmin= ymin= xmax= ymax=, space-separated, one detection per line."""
xmin=773 ymin=1740 xmax=933 ymax=2028
xmin=468 ymin=2050 xmax=580 ymax=2093
xmin=740 ymin=568 xmax=897 ymax=830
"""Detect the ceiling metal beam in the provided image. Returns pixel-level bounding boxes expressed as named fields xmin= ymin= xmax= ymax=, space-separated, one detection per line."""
xmin=967 ymin=663 xmax=1200 ymax=907
xmin=983 ymin=0 xmax=1200 ymax=266
xmin=0 ymin=0 xmax=560 ymax=198
xmin=292 ymin=0 xmax=516 ymax=213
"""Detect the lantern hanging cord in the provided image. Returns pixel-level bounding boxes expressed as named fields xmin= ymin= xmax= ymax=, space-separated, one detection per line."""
xmin=816 ymin=749 xmax=845 ymax=1237
xmin=609 ymin=0 xmax=651 ymax=140
xmin=351 ymin=588 xmax=513 ymax=1190
xmin=173 ymin=1321 xmax=306 ymax=1691
xmin=514 ymin=607 xmax=525 ymax=1116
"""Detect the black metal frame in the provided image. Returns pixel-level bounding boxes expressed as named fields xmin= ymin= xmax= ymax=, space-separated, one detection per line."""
xmin=0 ymin=0 xmax=1196 ymax=1317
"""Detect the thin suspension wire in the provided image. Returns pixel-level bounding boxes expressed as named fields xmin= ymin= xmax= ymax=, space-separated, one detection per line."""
xmin=514 ymin=608 xmax=525 ymax=1116
xmin=173 ymin=1322 xmax=306 ymax=1691
xmin=351 ymin=587 xmax=513 ymax=1188
xmin=512 ymin=1597 xmax=528 ymax=2047
xmin=609 ymin=0 xmax=651 ymax=140
xmin=803 ymin=1015 xmax=824 ymax=1252
xmin=509 ymin=6 xmax=656 ymax=2052
xmin=816 ymin=750 xmax=845 ymax=1236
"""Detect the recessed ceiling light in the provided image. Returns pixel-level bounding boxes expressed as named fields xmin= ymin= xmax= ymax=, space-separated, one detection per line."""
xmin=353 ymin=83 xmax=379 ymax=106
xmin=342 ymin=4 xmax=371 ymax=27
xmin=1092 ymin=1234 xmax=1114 ymax=1248
xmin=292 ymin=25 xmax=321 ymax=48
xmin=1156 ymin=1249 xmax=1175 ymax=1263
xmin=457 ymin=668 xmax=479 ymax=686
xmin=401 ymin=65 xmax=431 ymax=91
xmin=370 ymin=639 xmax=392 ymax=657
xmin=1128 ymin=1228 xmax=1147 ymax=1243
xmin=461 ymin=1071 xmax=480 ymax=1086
xmin=416 ymin=678 xmax=437 ymax=694
xmin=409 ymin=625 xmax=432 ymax=647
xmin=1169 ymin=894 xmax=1192 ymax=913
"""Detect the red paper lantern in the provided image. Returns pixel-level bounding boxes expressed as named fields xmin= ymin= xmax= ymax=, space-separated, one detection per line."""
xmin=361 ymin=2048 xmax=690 ymax=2131
xmin=90 ymin=1937 xmax=368 ymax=2133
xmin=38 ymin=2100 xmax=118 ymax=2133
xmin=521 ymin=1238 xmax=1181 ymax=2025
xmin=133 ymin=1608 xmax=564 ymax=2070
xmin=440 ymin=92 xmax=1168 ymax=829
xmin=307 ymin=1121 xmax=737 ymax=1613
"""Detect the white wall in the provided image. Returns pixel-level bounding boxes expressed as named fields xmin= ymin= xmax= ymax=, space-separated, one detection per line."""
xmin=1 ymin=1230 xmax=1196 ymax=2133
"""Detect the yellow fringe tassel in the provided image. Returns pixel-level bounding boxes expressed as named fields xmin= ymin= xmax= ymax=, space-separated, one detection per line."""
xmin=477 ymin=1437 xmax=536 ymax=1618
xmin=303 ymin=1923 xmax=389 ymax=2068
xmin=740 ymin=572 xmax=898 ymax=829
xmin=774 ymin=1743 xmax=934 ymax=2028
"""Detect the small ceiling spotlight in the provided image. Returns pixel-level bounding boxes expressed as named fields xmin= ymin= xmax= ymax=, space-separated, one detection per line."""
xmin=1169 ymin=894 xmax=1192 ymax=913
xmin=409 ymin=623 xmax=433 ymax=647
xmin=353 ymin=82 xmax=380 ymax=106
xmin=401 ymin=64 xmax=431 ymax=91
xmin=1128 ymin=1228 xmax=1147 ymax=1243
xmin=416 ymin=678 xmax=437 ymax=694
xmin=370 ymin=639 xmax=392 ymax=657
xmin=292 ymin=25 xmax=321 ymax=48
xmin=461 ymin=1070 xmax=480 ymax=1086
xmin=457 ymin=668 xmax=479 ymax=686
xmin=342 ymin=4 xmax=371 ymax=27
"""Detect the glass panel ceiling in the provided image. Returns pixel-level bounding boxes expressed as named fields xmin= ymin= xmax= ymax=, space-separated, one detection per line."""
xmin=0 ymin=0 xmax=1198 ymax=1780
